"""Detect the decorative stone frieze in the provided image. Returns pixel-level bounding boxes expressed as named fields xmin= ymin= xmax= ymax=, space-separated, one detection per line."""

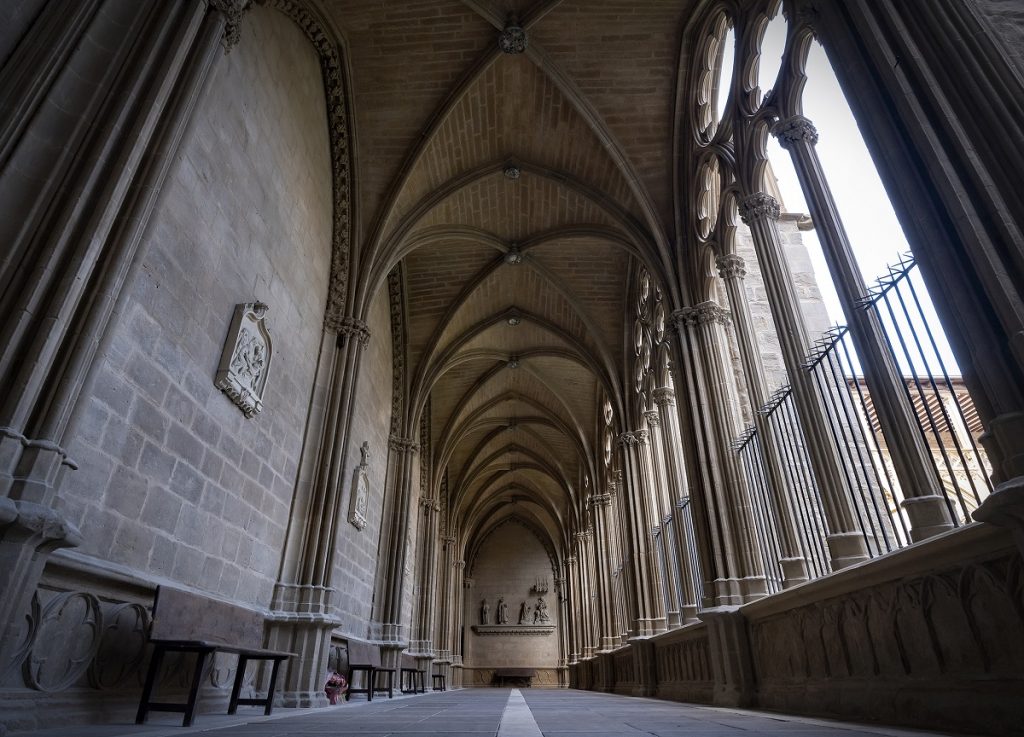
xmin=772 ymin=115 xmax=819 ymax=148
xmin=737 ymin=193 xmax=781 ymax=224
xmin=215 ymin=302 xmax=272 ymax=418
xmin=348 ymin=441 xmax=371 ymax=531
xmin=715 ymin=254 xmax=746 ymax=280
xmin=335 ymin=315 xmax=370 ymax=346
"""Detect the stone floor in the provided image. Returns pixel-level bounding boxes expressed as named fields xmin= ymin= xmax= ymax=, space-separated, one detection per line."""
xmin=16 ymin=689 xmax=972 ymax=737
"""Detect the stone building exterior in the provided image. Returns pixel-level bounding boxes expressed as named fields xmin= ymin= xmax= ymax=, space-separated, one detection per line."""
xmin=1 ymin=1 xmax=1023 ymax=736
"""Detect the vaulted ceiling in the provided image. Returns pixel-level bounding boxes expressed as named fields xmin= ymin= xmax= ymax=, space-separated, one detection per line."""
xmin=324 ymin=0 xmax=697 ymax=561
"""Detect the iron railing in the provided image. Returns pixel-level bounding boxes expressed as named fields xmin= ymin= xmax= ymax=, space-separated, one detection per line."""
xmin=735 ymin=254 xmax=992 ymax=588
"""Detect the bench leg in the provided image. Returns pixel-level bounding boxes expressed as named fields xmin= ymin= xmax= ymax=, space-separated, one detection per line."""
xmin=264 ymin=657 xmax=283 ymax=715
xmin=135 ymin=646 xmax=165 ymax=724
xmin=183 ymin=650 xmax=210 ymax=727
xmin=228 ymin=655 xmax=249 ymax=715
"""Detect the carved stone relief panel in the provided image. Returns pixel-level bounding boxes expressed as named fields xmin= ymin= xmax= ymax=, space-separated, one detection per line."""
xmin=215 ymin=302 xmax=272 ymax=418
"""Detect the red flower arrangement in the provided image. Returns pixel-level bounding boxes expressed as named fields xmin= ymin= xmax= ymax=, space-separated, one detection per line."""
xmin=325 ymin=671 xmax=348 ymax=705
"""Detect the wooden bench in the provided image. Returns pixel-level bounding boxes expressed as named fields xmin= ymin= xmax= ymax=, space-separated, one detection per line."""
xmin=345 ymin=640 xmax=394 ymax=701
xmin=493 ymin=668 xmax=536 ymax=687
xmin=399 ymin=653 xmax=426 ymax=694
xmin=135 ymin=586 xmax=292 ymax=727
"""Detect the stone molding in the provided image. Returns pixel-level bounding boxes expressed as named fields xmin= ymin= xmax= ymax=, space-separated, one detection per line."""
xmin=263 ymin=0 xmax=353 ymax=332
xmin=715 ymin=254 xmax=746 ymax=280
xmin=737 ymin=193 xmax=781 ymax=224
xmin=214 ymin=302 xmax=271 ymax=418
xmin=773 ymin=115 xmax=819 ymax=149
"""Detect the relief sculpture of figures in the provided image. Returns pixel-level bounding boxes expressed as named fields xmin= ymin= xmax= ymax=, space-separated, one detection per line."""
xmin=497 ymin=597 xmax=509 ymax=624
xmin=534 ymin=596 xmax=549 ymax=624
xmin=518 ymin=600 xmax=530 ymax=624
xmin=480 ymin=598 xmax=489 ymax=625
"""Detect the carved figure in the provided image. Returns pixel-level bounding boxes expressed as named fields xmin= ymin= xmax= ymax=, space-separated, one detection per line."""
xmin=360 ymin=440 xmax=370 ymax=467
xmin=480 ymin=599 xmax=490 ymax=625
xmin=534 ymin=596 xmax=549 ymax=624
xmin=497 ymin=597 xmax=509 ymax=624
xmin=518 ymin=600 xmax=530 ymax=624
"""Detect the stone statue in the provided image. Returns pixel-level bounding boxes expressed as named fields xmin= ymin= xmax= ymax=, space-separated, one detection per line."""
xmin=534 ymin=596 xmax=549 ymax=624
xmin=480 ymin=598 xmax=489 ymax=625
xmin=360 ymin=440 xmax=370 ymax=467
xmin=518 ymin=600 xmax=530 ymax=624
xmin=497 ymin=597 xmax=509 ymax=624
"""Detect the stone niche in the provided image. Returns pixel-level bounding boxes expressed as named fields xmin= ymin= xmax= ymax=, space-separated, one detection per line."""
xmin=464 ymin=519 xmax=559 ymax=672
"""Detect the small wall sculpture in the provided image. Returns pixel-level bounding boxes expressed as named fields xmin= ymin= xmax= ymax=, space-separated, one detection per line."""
xmin=215 ymin=302 xmax=272 ymax=418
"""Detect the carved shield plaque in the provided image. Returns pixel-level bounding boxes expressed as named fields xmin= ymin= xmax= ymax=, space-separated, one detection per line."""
xmin=215 ymin=302 xmax=272 ymax=418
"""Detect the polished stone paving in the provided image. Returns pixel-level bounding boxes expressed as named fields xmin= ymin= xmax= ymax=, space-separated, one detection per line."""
xmin=18 ymin=689 xmax=969 ymax=737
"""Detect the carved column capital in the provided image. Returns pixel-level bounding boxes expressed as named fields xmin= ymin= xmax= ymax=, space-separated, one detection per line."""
xmin=208 ymin=0 xmax=253 ymax=52
xmin=332 ymin=315 xmax=370 ymax=346
xmin=643 ymin=410 xmax=661 ymax=428
xmin=591 ymin=493 xmax=612 ymax=508
xmin=388 ymin=436 xmax=419 ymax=454
xmin=738 ymin=192 xmax=781 ymax=224
xmin=773 ymin=115 xmax=819 ymax=149
xmin=715 ymin=254 xmax=747 ymax=280
xmin=652 ymin=387 xmax=675 ymax=407
xmin=672 ymin=302 xmax=731 ymax=331
xmin=441 ymin=535 xmax=456 ymax=549
xmin=617 ymin=430 xmax=648 ymax=448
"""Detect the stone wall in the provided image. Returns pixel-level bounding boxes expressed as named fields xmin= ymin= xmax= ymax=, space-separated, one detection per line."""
xmin=463 ymin=520 xmax=560 ymax=678
xmin=54 ymin=4 xmax=332 ymax=609
xmin=0 ymin=6 xmax=334 ymax=732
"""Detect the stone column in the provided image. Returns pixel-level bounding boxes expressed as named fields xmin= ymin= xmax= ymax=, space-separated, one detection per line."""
xmin=411 ymin=495 xmax=439 ymax=655
xmin=554 ymin=576 xmax=569 ymax=686
xmin=0 ymin=0 xmax=223 ymax=671
xmin=269 ymin=317 xmax=369 ymax=706
xmin=774 ymin=116 xmax=953 ymax=541
xmin=716 ymin=255 xmax=809 ymax=585
xmin=618 ymin=431 xmax=666 ymax=637
xmin=590 ymin=493 xmax=620 ymax=650
xmin=565 ymin=555 xmax=580 ymax=663
xmin=652 ymin=388 xmax=700 ymax=621
xmin=644 ymin=410 xmax=684 ymax=626
xmin=673 ymin=304 xmax=767 ymax=601
xmin=375 ymin=436 xmax=419 ymax=648
xmin=450 ymin=559 xmax=465 ymax=687
xmin=739 ymin=193 xmax=870 ymax=568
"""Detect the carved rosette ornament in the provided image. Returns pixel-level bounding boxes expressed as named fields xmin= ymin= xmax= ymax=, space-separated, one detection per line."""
xmin=773 ymin=115 xmax=820 ymax=149
xmin=498 ymin=18 xmax=527 ymax=54
xmin=737 ymin=192 xmax=781 ymax=224
xmin=348 ymin=441 xmax=371 ymax=531
xmin=209 ymin=0 xmax=253 ymax=52
xmin=715 ymin=254 xmax=747 ymax=280
xmin=215 ymin=302 xmax=272 ymax=418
